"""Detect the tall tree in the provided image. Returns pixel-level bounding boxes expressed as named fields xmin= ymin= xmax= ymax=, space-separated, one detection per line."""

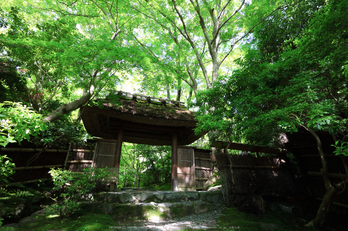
xmin=132 ymin=0 xmax=284 ymax=98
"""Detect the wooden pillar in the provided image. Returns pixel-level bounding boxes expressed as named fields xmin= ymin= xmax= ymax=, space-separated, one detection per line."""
xmin=171 ymin=133 xmax=178 ymax=191
xmin=114 ymin=129 xmax=124 ymax=168
xmin=110 ymin=129 xmax=123 ymax=191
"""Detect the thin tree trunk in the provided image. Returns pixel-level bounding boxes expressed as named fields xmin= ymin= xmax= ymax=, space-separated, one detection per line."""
xmin=176 ymin=87 xmax=181 ymax=102
xmin=304 ymin=126 xmax=348 ymax=228
xmin=308 ymin=185 xmax=338 ymax=228
xmin=166 ymin=83 xmax=171 ymax=100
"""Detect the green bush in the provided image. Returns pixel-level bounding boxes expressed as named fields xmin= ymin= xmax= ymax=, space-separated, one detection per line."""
xmin=47 ymin=167 xmax=110 ymax=217
xmin=0 ymin=155 xmax=15 ymax=186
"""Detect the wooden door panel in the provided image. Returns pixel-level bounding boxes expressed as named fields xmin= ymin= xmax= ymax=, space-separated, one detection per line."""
xmin=94 ymin=142 xmax=116 ymax=168
xmin=177 ymin=147 xmax=195 ymax=191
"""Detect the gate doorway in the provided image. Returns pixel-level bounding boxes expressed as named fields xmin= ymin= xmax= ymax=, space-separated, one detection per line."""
xmin=81 ymin=91 xmax=206 ymax=191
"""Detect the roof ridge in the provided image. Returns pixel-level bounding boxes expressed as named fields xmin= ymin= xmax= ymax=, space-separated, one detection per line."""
xmin=115 ymin=91 xmax=186 ymax=107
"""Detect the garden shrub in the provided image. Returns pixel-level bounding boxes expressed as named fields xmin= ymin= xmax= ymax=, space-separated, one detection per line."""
xmin=47 ymin=167 xmax=110 ymax=217
xmin=0 ymin=155 xmax=15 ymax=186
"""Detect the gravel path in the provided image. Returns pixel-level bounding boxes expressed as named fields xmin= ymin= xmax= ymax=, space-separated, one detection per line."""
xmin=108 ymin=207 xmax=225 ymax=231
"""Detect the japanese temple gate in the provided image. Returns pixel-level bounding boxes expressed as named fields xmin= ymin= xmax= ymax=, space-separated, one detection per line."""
xmin=81 ymin=91 xmax=207 ymax=191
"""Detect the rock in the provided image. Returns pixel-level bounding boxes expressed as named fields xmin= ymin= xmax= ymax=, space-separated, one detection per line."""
xmin=193 ymin=201 xmax=212 ymax=215
xmin=207 ymin=185 xmax=222 ymax=191
xmin=200 ymin=190 xmax=223 ymax=204
xmin=259 ymin=222 xmax=280 ymax=231
xmin=154 ymin=192 xmax=165 ymax=201
xmin=1 ymin=223 xmax=19 ymax=229
xmin=31 ymin=208 xmax=47 ymax=217
xmin=203 ymin=174 xmax=219 ymax=191
xmin=182 ymin=192 xmax=199 ymax=201
xmin=14 ymin=203 xmax=25 ymax=217
xmin=18 ymin=216 xmax=37 ymax=227
xmin=164 ymin=192 xmax=183 ymax=202
xmin=120 ymin=193 xmax=136 ymax=203
xmin=135 ymin=193 xmax=154 ymax=202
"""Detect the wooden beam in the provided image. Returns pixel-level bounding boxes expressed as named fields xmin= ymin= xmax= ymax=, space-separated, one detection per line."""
xmin=307 ymin=171 xmax=347 ymax=179
xmin=316 ymin=198 xmax=348 ymax=209
xmin=172 ymin=133 xmax=178 ymax=191
xmin=230 ymin=165 xmax=292 ymax=169
xmin=14 ymin=165 xmax=63 ymax=170
xmin=195 ymin=157 xmax=211 ymax=161
xmin=299 ymin=154 xmax=335 ymax=158
xmin=0 ymin=148 xmax=68 ymax=153
xmin=71 ymin=149 xmax=94 ymax=153
xmin=66 ymin=160 xmax=93 ymax=164
xmin=0 ymin=178 xmax=51 ymax=187
xmin=211 ymin=141 xmax=286 ymax=155
xmin=195 ymin=167 xmax=211 ymax=171
xmin=109 ymin=119 xmax=194 ymax=134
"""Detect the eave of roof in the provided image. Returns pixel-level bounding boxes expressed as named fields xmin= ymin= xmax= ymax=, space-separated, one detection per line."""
xmin=81 ymin=92 xmax=203 ymax=145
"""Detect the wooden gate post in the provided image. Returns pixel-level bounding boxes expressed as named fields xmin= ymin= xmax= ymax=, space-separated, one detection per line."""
xmin=172 ymin=133 xmax=178 ymax=191
xmin=110 ymin=129 xmax=123 ymax=191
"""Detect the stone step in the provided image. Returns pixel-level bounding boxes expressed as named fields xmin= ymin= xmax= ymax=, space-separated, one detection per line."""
xmin=93 ymin=190 xmax=223 ymax=205
xmin=90 ymin=200 xmax=217 ymax=220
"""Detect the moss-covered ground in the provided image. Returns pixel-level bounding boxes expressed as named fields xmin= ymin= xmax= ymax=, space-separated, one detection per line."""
xmin=0 ymin=204 xmax=322 ymax=231
xmin=215 ymin=207 xmax=318 ymax=231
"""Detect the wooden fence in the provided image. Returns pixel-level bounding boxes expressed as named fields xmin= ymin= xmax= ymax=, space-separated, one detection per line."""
xmin=211 ymin=141 xmax=295 ymax=207
xmin=0 ymin=142 xmax=69 ymax=184
xmin=65 ymin=143 xmax=96 ymax=172
xmin=0 ymin=141 xmax=96 ymax=185
xmin=176 ymin=147 xmax=213 ymax=191
xmin=194 ymin=148 xmax=213 ymax=190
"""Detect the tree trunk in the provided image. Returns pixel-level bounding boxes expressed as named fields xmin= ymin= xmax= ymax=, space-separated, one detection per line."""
xmin=166 ymin=83 xmax=171 ymax=100
xmin=214 ymin=148 xmax=235 ymax=207
xmin=304 ymin=126 xmax=347 ymax=228
xmin=43 ymin=92 xmax=92 ymax=122
xmin=308 ymin=185 xmax=338 ymax=228
xmin=176 ymin=87 xmax=181 ymax=102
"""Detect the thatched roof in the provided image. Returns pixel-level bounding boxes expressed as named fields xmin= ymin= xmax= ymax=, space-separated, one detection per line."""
xmin=81 ymin=91 xmax=203 ymax=145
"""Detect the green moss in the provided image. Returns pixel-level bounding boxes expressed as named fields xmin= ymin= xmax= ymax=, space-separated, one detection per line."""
xmin=148 ymin=184 xmax=171 ymax=191
xmin=217 ymin=207 xmax=318 ymax=231
xmin=109 ymin=204 xmax=145 ymax=222
xmin=3 ymin=211 xmax=115 ymax=231
xmin=171 ymin=206 xmax=184 ymax=217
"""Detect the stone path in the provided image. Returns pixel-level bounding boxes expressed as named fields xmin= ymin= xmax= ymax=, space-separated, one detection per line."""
xmin=95 ymin=189 xmax=225 ymax=230
xmin=107 ymin=208 xmax=223 ymax=231
xmin=2 ymin=189 xmax=225 ymax=231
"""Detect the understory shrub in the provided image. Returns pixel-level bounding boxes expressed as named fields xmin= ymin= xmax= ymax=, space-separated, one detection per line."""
xmin=0 ymin=155 xmax=15 ymax=186
xmin=47 ymin=167 xmax=110 ymax=217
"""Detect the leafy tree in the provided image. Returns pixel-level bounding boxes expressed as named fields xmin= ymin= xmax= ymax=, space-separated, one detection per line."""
xmin=119 ymin=143 xmax=171 ymax=188
xmin=196 ymin=0 xmax=348 ymax=228
xmin=132 ymin=0 xmax=285 ymax=102
xmin=0 ymin=59 xmax=27 ymax=102
xmin=0 ymin=1 xmax=144 ymax=123
xmin=0 ymin=102 xmax=48 ymax=146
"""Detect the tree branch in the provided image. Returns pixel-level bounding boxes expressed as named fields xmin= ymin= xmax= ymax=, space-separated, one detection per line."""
xmin=303 ymin=125 xmax=331 ymax=189
xmin=170 ymin=0 xmax=211 ymax=87
xmin=218 ymin=0 xmax=232 ymax=20
xmin=219 ymin=4 xmax=283 ymax=66
xmin=43 ymin=92 xmax=92 ymax=122
xmin=211 ymin=0 xmax=245 ymax=46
